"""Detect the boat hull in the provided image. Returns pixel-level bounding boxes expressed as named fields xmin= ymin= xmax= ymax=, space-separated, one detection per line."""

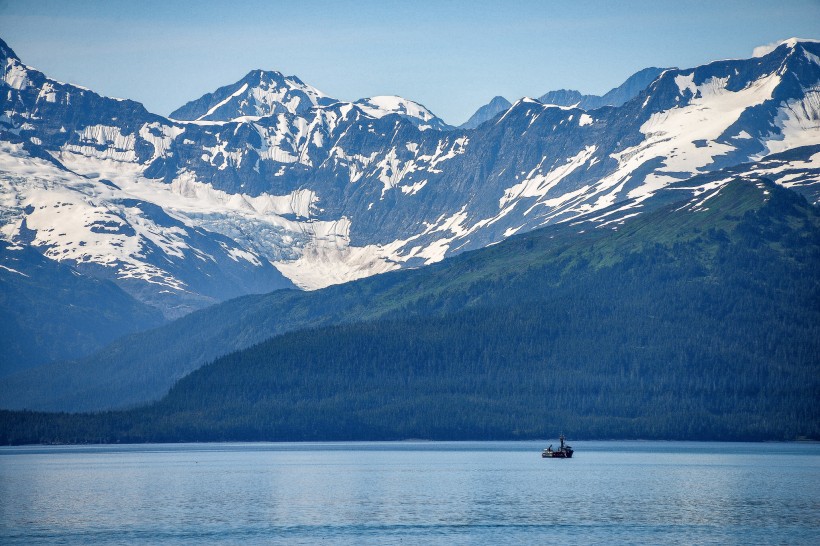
xmin=541 ymin=450 xmax=573 ymax=458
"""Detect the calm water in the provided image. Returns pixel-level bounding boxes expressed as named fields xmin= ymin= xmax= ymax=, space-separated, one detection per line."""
xmin=1 ymin=441 xmax=818 ymax=544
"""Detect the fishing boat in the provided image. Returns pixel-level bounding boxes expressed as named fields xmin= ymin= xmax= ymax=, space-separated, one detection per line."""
xmin=542 ymin=434 xmax=573 ymax=458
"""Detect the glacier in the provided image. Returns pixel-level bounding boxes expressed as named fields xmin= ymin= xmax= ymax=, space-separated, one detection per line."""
xmin=1 ymin=36 xmax=819 ymax=316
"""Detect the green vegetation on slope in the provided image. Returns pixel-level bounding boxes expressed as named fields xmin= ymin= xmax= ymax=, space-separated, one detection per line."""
xmin=2 ymin=178 xmax=818 ymax=443
xmin=0 ymin=242 xmax=165 ymax=377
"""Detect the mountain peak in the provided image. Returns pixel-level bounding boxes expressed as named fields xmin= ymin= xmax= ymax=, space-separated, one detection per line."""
xmin=0 ymin=37 xmax=19 ymax=63
xmin=354 ymin=95 xmax=452 ymax=131
xmin=487 ymin=95 xmax=510 ymax=106
xmin=753 ymin=37 xmax=820 ymax=58
xmin=1 ymin=38 xmax=29 ymax=91
xmin=169 ymin=69 xmax=335 ymax=122
xmin=514 ymin=97 xmax=544 ymax=107
xmin=459 ymin=96 xmax=512 ymax=129
xmin=538 ymin=89 xmax=584 ymax=107
xmin=538 ymin=67 xmax=666 ymax=111
xmin=169 ymin=70 xmax=455 ymax=130
xmin=241 ymin=69 xmax=313 ymax=90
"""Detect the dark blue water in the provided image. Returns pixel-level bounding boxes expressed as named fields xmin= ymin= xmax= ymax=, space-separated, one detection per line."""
xmin=1 ymin=441 xmax=818 ymax=544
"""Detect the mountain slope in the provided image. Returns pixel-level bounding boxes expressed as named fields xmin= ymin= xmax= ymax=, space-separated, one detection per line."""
xmin=539 ymin=67 xmax=666 ymax=109
xmin=3 ymin=36 xmax=818 ymax=300
xmin=169 ymin=69 xmax=336 ymax=121
xmin=2 ymin=169 xmax=816 ymax=412
xmin=1 ymin=35 xmax=819 ymax=347
xmin=0 ymin=41 xmax=297 ymax=316
xmin=0 ymin=241 xmax=164 ymax=376
xmin=459 ymin=96 xmax=512 ymax=129
xmin=354 ymin=95 xmax=452 ymax=131
xmin=0 ymin=142 xmax=295 ymax=317
xmin=2 ymin=178 xmax=818 ymax=443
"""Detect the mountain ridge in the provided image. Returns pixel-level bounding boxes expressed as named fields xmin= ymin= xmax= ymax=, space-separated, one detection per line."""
xmin=459 ymin=96 xmax=512 ymax=129
xmin=2 ymin=160 xmax=816 ymax=413
xmin=2 ymin=176 xmax=818 ymax=442
xmin=0 ymin=36 xmax=819 ymax=366
xmin=169 ymin=69 xmax=336 ymax=122
xmin=538 ymin=66 xmax=666 ymax=110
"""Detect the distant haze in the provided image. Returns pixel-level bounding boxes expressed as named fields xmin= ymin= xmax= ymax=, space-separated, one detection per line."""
xmin=0 ymin=0 xmax=818 ymax=125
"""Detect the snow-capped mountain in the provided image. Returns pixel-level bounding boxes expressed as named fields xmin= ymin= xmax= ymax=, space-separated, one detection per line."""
xmin=0 ymin=38 xmax=294 ymax=317
xmin=169 ymin=70 xmax=452 ymax=131
xmin=354 ymin=95 xmax=452 ymax=131
xmin=169 ymin=69 xmax=336 ymax=122
xmin=1 ymin=35 xmax=819 ymax=321
xmin=462 ymin=68 xmax=666 ymax=131
xmin=0 ymin=141 xmax=294 ymax=317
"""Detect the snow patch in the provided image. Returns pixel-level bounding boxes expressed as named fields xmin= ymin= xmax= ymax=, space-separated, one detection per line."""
xmin=400 ymin=179 xmax=428 ymax=195
xmin=500 ymin=146 xmax=597 ymax=209
xmin=3 ymin=59 xmax=30 ymax=90
xmin=355 ymin=95 xmax=445 ymax=130
xmin=762 ymin=89 xmax=820 ymax=155
xmin=198 ymin=83 xmax=249 ymax=121
xmin=0 ymin=263 xmax=29 ymax=277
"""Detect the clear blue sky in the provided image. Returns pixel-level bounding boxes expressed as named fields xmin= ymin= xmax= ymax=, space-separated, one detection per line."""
xmin=1 ymin=0 xmax=818 ymax=125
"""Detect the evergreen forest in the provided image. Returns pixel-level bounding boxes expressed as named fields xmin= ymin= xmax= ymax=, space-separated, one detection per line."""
xmin=1 ymin=179 xmax=818 ymax=444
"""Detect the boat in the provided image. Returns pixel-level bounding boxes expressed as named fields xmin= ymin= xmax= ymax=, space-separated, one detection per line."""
xmin=542 ymin=434 xmax=573 ymax=458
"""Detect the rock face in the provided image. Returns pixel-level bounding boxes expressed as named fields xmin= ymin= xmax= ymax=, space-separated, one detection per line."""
xmin=1 ymin=36 xmax=819 ymax=314
xmin=169 ymin=69 xmax=336 ymax=122
xmin=538 ymin=67 xmax=666 ymax=109
xmin=460 ymin=96 xmax=513 ymax=129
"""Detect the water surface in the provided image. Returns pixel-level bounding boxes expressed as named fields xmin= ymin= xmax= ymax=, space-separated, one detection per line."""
xmin=1 ymin=441 xmax=818 ymax=544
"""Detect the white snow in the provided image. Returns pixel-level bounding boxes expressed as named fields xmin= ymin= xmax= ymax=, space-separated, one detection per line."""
xmin=762 ymin=89 xmax=820 ymax=155
xmin=0 ymin=147 xmax=191 ymax=290
xmin=356 ymin=95 xmax=439 ymax=127
xmin=0 ymin=263 xmax=29 ymax=277
xmin=416 ymin=136 xmax=469 ymax=172
xmin=499 ymin=146 xmax=597 ymax=209
xmin=198 ymin=83 xmax=249 ymax=120
xmin=3 ymin=58 xmax=30 ymax=90
xmin=752 ymin=37 xmax=820 ymax=58
xmin=139 ymin=123 xmax=185 ymax=162
xmin=598 ymin=69 xmax=782 ymax=205
xmin=375 ymin=147 xmax=414 ymax=196
xmin=400 ymin=179 xmax=428 ymax=195
xmin=674 ymin=73 xmax=696 ymax=95
xmin=65 ymin=124 xmax=139 ymax=163
xmin=36 ymin=82 xmax=57 ymax=103
xmin=0 ymin=142 xmax=300 ymax=293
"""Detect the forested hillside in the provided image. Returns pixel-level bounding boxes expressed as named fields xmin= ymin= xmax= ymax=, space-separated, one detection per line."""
xmin=2 ymin=179 xmax=818 ymax=444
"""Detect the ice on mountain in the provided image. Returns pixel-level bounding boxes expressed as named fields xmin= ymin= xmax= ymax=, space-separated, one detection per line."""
xmin=753 ymin=37 xmax=820 ymax=58
xmin=763 ymin=91 xmax=820 ymax=155
xmin=3 ymin=59 xmax=30 ymax=90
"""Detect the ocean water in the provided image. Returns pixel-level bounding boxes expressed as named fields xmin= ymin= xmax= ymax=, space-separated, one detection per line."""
xmin=1 ymin=441 xmax=818 ymax=544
